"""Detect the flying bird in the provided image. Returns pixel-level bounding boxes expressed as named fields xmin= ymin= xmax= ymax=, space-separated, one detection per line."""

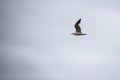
xmin=71 ymin=18 xmax=86 ymax=36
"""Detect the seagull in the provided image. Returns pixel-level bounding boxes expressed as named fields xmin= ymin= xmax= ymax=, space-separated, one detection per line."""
xmin=71 ymin=18 xmax=87 ymax=36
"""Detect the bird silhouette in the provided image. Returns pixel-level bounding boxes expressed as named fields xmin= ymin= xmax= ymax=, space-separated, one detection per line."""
xmin=71 ymin=18 xmax=86 ymax=36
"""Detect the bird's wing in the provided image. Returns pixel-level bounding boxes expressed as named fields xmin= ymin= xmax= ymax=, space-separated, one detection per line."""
xmin=74 ymin=19 xmax=81 ymax=33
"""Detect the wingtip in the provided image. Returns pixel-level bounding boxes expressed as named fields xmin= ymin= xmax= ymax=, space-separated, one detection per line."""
xmin=79 ymin=18 xmax=81 ymax=21
xmin=76 ymin=18 xmax=81 ymax=23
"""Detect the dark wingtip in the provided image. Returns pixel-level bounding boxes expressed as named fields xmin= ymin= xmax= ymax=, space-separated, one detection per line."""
xmin=76 ymin=18 xmax=81 ymax=23
xmin=79 ymin=18 xmax=81 ymax=21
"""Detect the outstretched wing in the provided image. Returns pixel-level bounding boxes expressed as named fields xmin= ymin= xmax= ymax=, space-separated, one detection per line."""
xmin=74 ymin=19 xmax=81 ymax=33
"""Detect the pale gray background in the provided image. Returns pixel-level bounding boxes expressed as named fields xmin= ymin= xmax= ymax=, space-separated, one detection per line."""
xmin=0 ymin=0 xmax=120 ymax=80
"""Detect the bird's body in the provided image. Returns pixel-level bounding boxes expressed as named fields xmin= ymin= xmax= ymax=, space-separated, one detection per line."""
xmin=72 ymin=32 xmax=87 ymax=36
xmin=71 ymin=19 xmax=86 ymax=36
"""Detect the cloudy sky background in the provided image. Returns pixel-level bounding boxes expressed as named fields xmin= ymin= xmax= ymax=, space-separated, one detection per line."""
xmin=0 ymin=0 xmax=120 ymax=80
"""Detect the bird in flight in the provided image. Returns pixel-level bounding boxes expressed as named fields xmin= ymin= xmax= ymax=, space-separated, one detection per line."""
xmin=71 ymin=18 xmax=86 ymax=36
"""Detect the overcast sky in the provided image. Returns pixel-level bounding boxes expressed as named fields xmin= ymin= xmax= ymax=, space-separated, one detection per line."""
xmin=0 ymin=0 xmax=120 ymax=80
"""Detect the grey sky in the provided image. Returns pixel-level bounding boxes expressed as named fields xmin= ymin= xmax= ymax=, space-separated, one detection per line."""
xmin=0 ymin=0 xmax=120 ymax=80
